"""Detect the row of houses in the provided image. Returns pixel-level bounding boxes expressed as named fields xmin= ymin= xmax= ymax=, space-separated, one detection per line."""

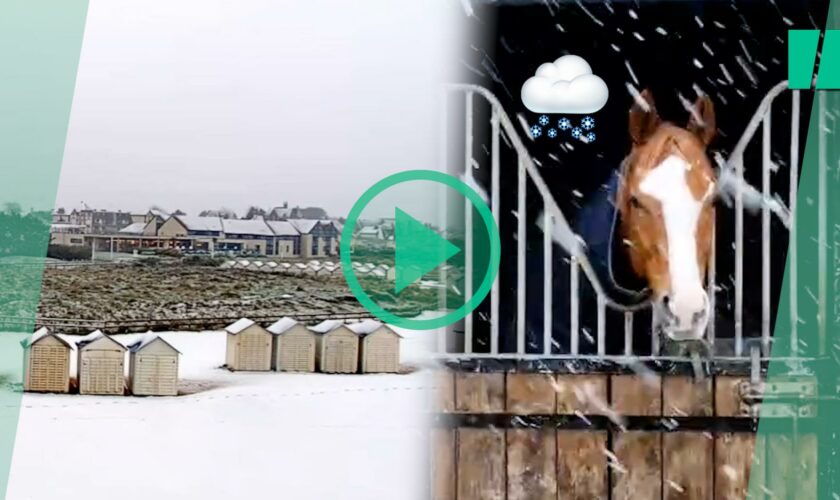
xmin=225 ymin=318 xmax=401 ymax=374
xmin=20 ymin=317 xmax=402 ymax=397
xmin=21 ymin=329 xmax=179 ymax=397
xmin=52 ymin=208 xmax=343 ymax=258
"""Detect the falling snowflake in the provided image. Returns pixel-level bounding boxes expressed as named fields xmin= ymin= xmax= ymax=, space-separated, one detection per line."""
xmin=558 ymin=117 xmax=572 ymax=130
xmin=538 ymin=115 xmax=549 ymax=126
xmin=586 ymin=131 xmax=596 ymax=142
xmin=581 ymin=116 xmax=595 ymax=130
xmin=571 ymin=127 xmax=582 ymax=139
xmin=547 ymin=128 xmax=558 ymax=138
xmin=530 ymin=125 xmax=543 ymax=138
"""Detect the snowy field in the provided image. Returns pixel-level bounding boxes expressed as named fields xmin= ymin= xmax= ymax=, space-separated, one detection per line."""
xmin=3 ymin=328 xmax=437 ymax=500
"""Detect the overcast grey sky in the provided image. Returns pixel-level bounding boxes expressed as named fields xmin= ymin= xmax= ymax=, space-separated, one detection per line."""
xmin=55 ymin=0 xmax=459 ymax=220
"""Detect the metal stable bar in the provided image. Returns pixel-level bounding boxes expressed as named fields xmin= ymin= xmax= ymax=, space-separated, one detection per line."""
xmin=570 ymin=256 xmax=580 ymax=355
xmin=624 ymin=312 xmax=633 ymax=356
xmin=517 ymin=156 xmax=527 ymax=354
xmin=734 ymin=152 xmax=745 ymax=357
xmin=762 ymin=110 xmax=772 ymax=355
xmin=490 ymin=106 xmax=501 ymax=355
xmin=543 ymin=211 xmax=553 ymax=355
xmin=651 ymin=312 xmax=660 ymax=355
xmin=818 ymin=91 xmax=827 ymax=356
xmin=464 ymin=92 xmax=474 ymax=354
xmin=707 ymin=221 xmax=716 ymax=348
xmin=597 ymin=294 xmax=606 ymax=356
xmin=790 ymin=90 xmax=799 ymax=358
xmin=437 ymin=90 xmax=448 ymax=354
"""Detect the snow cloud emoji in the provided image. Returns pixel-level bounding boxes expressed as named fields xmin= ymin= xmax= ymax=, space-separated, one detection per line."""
xmin=521 ymin=55 xmax=609 ymax=114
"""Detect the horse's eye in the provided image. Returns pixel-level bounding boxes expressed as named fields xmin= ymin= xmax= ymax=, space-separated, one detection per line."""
xmin=630 ymin=196 xmax=646 ymax=211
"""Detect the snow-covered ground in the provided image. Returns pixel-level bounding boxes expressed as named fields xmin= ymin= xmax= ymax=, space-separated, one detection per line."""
xmin=4 ymin=327 xmax=437 ymax=500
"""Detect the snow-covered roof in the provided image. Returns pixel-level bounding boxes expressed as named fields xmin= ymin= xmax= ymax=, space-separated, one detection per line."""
xmin=21 ymin=327 xmax=73 ymax=348
xmin=148 ymin=208 xmax=169 ymax=218
xmin=76 ymin=330 xmax=125 ymax=350
xmin=119 ymin=222 xmax=146 ymax=235
xmin=347 ymin=320 xmax=402 ymax=338
xmin=127 ymin=332 xmax=182 ymax=354
xmin=225 ymin=318 xmax=255 ymax=334
xmin=288 ymin=219 xmax=321 ymax=234
xmin=174 ymin=215 xmax=222 ymax=232
xmin=266 ymin=220 xmax=299 ymax=237
xmin=222 ymin=218 xmax=274 ymax=237
xmin=267 ymin=317 xmax=299 ymax=335
xmin=309 ymin=319 xmax=348 ymax=334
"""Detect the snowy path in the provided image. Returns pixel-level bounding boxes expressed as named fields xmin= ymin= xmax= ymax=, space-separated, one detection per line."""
xmin=5 ymin=329 xmax=437 ymax=500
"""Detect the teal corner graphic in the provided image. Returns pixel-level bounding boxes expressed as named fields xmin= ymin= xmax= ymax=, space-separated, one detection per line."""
xmin=341 ymin=170 xmax=501 ymax=330
xmin=0 ymin=1 xmax=90 ymax=497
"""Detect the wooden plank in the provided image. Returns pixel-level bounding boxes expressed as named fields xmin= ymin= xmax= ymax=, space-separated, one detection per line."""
xmin=557 ymin=430 xmax=608 ymax=500
xmin=663 ymin=432 xmax=713 ymax=500
xmin=436 ymin=371 xmax=455 ymax=413
xmin=715 ymin=433 xmax=761 ymax=500
xmin=454 ymin=372 xmax=505 ymax=413
xmin=796 ymin=433 xmax=818 ymax=499
xmin=457 ymin=428 xmax=506 ymax=500
xmin=766 ymin=434 xmax=792 ymax=500
xmin=431 ymin=429 xmax=456 ymax=500
xmin=664 ymin=376 xmax=713 ymax=417
xmin=611 ymin=374 xmax=662 ymax=416
xmin=555 ymin=374 xmax=608 ymax=414
xmin=612 ymin=431 xmax=662 ymax=500
xmin=506 ymin=373 xmax=556 ymax=414
xmin=715 ymin=376 xmax=748 ymax=418
xmin=506 ymin=429 xmax=557 ymax=500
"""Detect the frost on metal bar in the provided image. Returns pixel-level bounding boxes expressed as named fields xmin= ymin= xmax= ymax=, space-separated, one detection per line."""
xmin=516 ymin=155 xmax=526 ymax=354
xmin=624 ymin=311 xmax=633 ymax=356
xmin=570 ymin=256 xmax=580 ymax=355
xmin=543 ymin=209 xmax=553 ymax=355
xmin=762 ymin=110 xmax=771 ymax=354
xmin=790 ymin=90 xmax=799 ymax=358
xmin=490 ymin=106 xmax=500 ymax=355
xmin=734 ymin=151 xmax=744 ymax=357
xmin=463 ymin=91 xmax=474 ymax=354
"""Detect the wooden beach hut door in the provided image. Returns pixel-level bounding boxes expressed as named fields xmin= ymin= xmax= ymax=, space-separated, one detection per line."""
xmin=135 ymin=353 xmax=177 ymax=395
xmin=80 ymin=353 xmax=123 ymax=395
xmin=326 ymin=336 xmax=356 ymax=372
xmin=283 ymin=336 xmax=316 ymax=371
xmin=238 ymin=332 xmax=270 ymax=371
xmin=30 ymin=344 xmax=68 ymax=392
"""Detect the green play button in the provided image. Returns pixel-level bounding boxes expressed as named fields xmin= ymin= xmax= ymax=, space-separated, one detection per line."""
xmin=341 ymin=170 xmax=501 ymax=330
xmin=394 ymin=207 xmax=461 ymax=294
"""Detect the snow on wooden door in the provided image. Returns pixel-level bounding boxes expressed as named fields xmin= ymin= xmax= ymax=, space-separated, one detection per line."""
xmin=238 ymin=331 xmax=270 ymax=371
xmin=135 ymin=354 xmax=178 ymax=396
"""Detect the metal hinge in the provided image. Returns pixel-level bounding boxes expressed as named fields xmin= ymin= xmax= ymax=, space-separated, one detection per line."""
xmin=738 ymin=377 xmax=818 ymax=418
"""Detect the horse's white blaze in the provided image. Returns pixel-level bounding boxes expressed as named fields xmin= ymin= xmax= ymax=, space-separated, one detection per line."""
xmin=639 ymin=154 xmax=709 ymax=336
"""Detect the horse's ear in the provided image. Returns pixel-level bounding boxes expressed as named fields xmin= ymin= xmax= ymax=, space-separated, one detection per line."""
xmin=629 ymin=89 xmax=660 ymax=144
xmin=687 ymin=95 xmax=716 ymax=146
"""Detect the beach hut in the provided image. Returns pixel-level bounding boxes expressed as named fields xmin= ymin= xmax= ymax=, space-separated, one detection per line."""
xmin=311 ymin=320 xmax=359 ymax=373
xmin=127 ymin=333 xmax=181 ymax=396
xmin=76 ymin=330 xmax=126 ymax=395
xmin=225 ymin=318 xmax=272 ymax=371
xmin=268 ymin=317 xmax=316 ymax=372
xmin=349 ymin=320 xmax=402 ymax=373
xmin=21 ymin=327 xmax=72 ymax=393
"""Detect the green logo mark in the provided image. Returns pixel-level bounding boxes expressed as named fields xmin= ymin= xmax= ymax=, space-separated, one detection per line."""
xmin=340 ymin=170 xmax=501 ymax=330
xmin=789 ymin=30 xmax=840 ymax=89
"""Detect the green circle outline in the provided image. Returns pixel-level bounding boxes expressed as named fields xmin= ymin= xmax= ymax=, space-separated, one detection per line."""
xmin=340 ymin=170 xmax=501 ymax=330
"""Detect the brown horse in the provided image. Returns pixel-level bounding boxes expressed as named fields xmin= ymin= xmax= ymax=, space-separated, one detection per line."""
xmin=617 ymin=89 xmax=717 ymax=341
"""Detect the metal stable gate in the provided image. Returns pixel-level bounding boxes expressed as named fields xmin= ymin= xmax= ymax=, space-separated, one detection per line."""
xmin=431 ymin=83 xmax=829 ymax=499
